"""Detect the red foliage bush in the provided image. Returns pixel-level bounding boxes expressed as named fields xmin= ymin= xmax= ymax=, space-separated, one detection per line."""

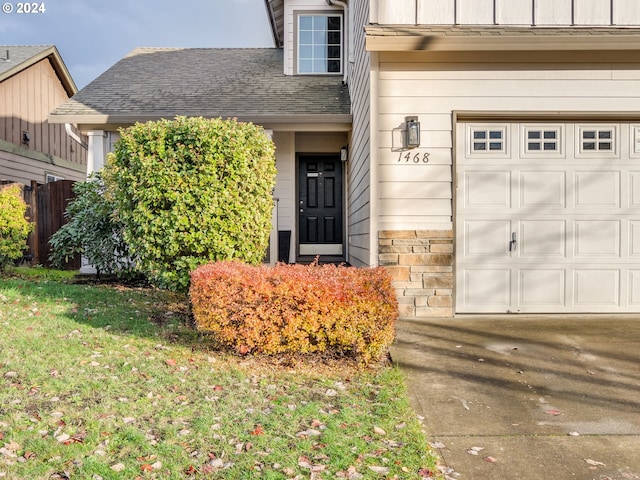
xmin=189 ymin=261 xmax=398 ymax=364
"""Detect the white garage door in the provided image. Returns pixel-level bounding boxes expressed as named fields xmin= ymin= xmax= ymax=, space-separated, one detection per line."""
xmin=456 ymin=121 xmax=640 ymax=313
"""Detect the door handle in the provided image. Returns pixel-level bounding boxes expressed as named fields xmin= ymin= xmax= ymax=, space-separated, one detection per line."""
xmin=509 ymin=232 xmax=517 ymax=252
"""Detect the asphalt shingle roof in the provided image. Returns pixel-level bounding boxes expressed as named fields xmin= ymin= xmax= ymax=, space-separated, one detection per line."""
xmin=0 ymin=45 xmax=52 ymax=77
xmin=50 ymin=48 xmax=351 ymax=124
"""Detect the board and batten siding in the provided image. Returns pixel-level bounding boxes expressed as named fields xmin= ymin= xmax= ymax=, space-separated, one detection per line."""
xmin=374 ymin=0 xmax=640 ymax=25
xmin=0 ymin=59 xmax=86 ymax=174
xmin=0 ymin=57 xmax=87 ymax=184
xmin=346 ymin=0 xmax=373 ymax=267
xmin=375 ymin=51 xmax=640 ymax=231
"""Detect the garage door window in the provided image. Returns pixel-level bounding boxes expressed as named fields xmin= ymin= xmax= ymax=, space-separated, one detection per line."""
xmin=471 ymin=127 xmax=506 ymax=153
xmin=580 ymin=128 xmax=614 ymax=152
xmin=525 ymin=128 xmax=560 ymax=153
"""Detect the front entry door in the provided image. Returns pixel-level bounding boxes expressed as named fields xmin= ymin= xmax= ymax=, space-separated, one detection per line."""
xmin=298 ymin=155 xmax=343 ymax=257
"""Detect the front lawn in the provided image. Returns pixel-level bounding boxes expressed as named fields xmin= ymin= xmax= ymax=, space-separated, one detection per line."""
xmin=0 ymin=268 xmax=440 ymax=479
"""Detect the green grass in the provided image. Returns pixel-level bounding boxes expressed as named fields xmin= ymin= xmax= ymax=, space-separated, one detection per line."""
xmin=0 ymin=268 xmax=441 ymax=479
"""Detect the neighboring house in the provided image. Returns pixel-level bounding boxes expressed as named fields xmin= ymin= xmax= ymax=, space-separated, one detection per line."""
xmin=0 ymin=45 xmax=87 ymax=185
xmin=50 ymin=0 xmax=640 ymax=316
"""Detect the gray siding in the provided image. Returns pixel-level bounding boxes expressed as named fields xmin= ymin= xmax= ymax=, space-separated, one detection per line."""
xmin=346 ymin=0 xmax=373 ymax=266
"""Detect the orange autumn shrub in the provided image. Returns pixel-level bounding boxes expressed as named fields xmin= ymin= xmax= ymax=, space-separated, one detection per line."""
xmin=189 ymin=261 xmax=398 ymax=364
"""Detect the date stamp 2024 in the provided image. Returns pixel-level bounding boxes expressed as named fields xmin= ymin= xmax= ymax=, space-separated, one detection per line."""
xmin=2 ymin=2 xmax=46 ymax=14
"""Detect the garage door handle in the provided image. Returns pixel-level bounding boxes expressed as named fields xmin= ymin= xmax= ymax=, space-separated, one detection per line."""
xmin=509 ymin=232 xmax=517 ymax=252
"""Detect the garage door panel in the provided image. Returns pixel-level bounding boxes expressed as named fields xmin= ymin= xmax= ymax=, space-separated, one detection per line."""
xmin=519 ymin=269 xmax=566 ymax=307
xmin=574 ymin=220 xmax=620 ymax=257
xmin=520 ymin=220 xmax=566 ymax=257
xmin=631 ymin=221 xmax=640 ymax=256
xmin=520 ymin=171 xmax=566 ymax=208
xmin=574 ymin=171 xmax=621 ymax=208
xmin=574 ymin=270 xmax=620 ymax=306
xmin=630 ymin=172 xmax=640 ymax=207
xmin=630 ymin=271 xmax=640 ymax=305
xmin=463 ymin=220 xmax=511 ymax=257
xmin=464 ymin=170 xmax=511 ymax=208
xmin=462 ymin=269 xmax=511 ymax=309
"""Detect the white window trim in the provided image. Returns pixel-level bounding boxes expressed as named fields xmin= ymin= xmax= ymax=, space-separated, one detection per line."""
xmin=45 ymin=173 xmax=65 ymax=183
xmin=521 ymin=124 xmax=565 ymax=158
xmin=466 ymin=124 xmax=510 ymax=158
xmin=575 ymin=124 xmax=619 ymax=158
xmin=294 ymin=11 xmax=344 ymax=76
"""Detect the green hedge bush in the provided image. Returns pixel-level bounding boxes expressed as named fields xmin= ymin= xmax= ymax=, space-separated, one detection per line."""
xmin=0 ymin=184 xmax=33 ymax=271
xmin=190 ymin=261 xmax=398 ymax=364
xmin=104 ymin=116 xmax=277 ymax=292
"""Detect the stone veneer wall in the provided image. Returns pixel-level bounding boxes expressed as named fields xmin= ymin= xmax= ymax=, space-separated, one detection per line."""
xmin=379 ymin=230 xmax=454 ymax=317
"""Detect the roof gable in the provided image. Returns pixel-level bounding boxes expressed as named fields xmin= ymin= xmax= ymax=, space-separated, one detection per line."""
xmin=0 ymin=45 xmax=77 ymax=96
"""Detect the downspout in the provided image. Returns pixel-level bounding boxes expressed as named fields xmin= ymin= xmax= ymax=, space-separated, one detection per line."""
xmin=65 ymin=123 xmax=88 ymax=150
xmin=326 ymin=0 xmax=349 ymax=84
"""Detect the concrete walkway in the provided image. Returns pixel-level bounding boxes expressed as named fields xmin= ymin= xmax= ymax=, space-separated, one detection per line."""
xmin=391 ymin=316 xmax=640 ymax=480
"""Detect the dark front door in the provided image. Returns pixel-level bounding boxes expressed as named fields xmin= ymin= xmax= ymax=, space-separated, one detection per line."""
xmin=298 ymin=155 xmax=343 ymax=257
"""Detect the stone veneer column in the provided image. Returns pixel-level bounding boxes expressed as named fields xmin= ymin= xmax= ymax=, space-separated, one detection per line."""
xmin=379 ymin=230 xmax=453 ymax=318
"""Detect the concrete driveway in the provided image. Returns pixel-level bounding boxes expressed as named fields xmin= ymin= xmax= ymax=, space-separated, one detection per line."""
xmin=391 ymin=316 xmax=640 ymax=480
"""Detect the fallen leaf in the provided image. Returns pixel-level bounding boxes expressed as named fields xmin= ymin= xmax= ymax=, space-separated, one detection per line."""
xmin=3 ymin=442 xmax=19 ymax=452
xmin=467 ymin=446 xmax=484 ymax=455
xmin=373 ymin=426 xmax=386 ymax=436
xmin=483 ymin=456 xmax=497 ymax=463
xmin=250 ymin=425 xmax=264 ymax=436
xmin=545 ymin=409 xmax=562 ymax=416
xmin=165 ymin=359 xmax=177 ymax=366
xmin=368 ymin=466 xmax=389 ymax=474
xmin=110 ymin=463 xmax=125 ymax=472
xmin=298 ymin=456 xmax=312 ymax=469
xmin=585 ymin=459 xmax=606 ymax=467
xmin=140 ymin=464 xmax=153 ymax=472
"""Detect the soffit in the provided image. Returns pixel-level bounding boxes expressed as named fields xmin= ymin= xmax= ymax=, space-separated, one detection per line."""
xmin=366 ymin=25 xmax=640 ymax=51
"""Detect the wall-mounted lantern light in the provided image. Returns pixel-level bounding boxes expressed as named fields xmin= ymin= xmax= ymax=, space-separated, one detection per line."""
xmin=340 ymin=145 xmax=348 ymax=162
xmin=405 ymin=116 xmax=420 ymax=148
xmin=22 ymin=131 xmax=30 ymax=145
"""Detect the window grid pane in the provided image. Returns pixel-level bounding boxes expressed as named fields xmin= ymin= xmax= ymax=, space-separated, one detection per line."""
xmin=298 ymin=14 xmax=342 ymax=74
xmin=525 ymin=129 xmax=559 ymax=153
xmin=581 ymin=129 xmax=615 ymax=153
xmin=471 ymin=129 xmax=505 ymax=152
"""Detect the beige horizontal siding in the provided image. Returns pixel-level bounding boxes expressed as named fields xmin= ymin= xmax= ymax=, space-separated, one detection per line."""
xmin=374 ymin=56 xmax=640 ymax=231
xmin=377 ymin=0 xmax=640 ymax=26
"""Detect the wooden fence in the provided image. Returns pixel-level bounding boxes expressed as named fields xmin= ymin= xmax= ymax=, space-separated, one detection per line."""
xmin=1 ymin=180 xmax=80 ymax=269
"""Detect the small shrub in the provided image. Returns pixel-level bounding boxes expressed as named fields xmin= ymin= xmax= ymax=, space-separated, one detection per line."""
xmin=49 ymin=173 xmax=137 ymax=277
xmin=0 ymin=184 xmax=33 ymax=271
xmin=189 ymin=261 xmax=398 ymax=364
xmin=104 ymin=116 xmax=277 ymax=292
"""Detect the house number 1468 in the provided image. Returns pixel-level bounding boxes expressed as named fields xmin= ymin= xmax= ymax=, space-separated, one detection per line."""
xmin=397 ymin=151 xmax=430 ymax=163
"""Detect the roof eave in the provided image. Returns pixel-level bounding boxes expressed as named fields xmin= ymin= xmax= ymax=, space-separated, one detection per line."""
xmin=49 ymin=113 xmax=353 ymax=129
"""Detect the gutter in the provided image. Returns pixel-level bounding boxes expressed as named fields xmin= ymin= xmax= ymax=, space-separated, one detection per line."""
xmin=326 ymin=0 xmax=349 ymax=84
xmin=65 ymin=123 xmax=88 ymax=150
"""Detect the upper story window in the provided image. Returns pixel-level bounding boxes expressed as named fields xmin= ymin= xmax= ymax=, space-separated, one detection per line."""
xmin=297 ymin=13 xmax=342 ymax=75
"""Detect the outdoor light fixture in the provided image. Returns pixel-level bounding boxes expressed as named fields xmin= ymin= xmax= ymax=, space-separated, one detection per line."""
xmin=340 ymin=145 xmax=348 ymax=162
xmin=22 ymin=131 xmax=30 ymax=145
xmin=405 ymin=116 xmax=420 ymax=148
